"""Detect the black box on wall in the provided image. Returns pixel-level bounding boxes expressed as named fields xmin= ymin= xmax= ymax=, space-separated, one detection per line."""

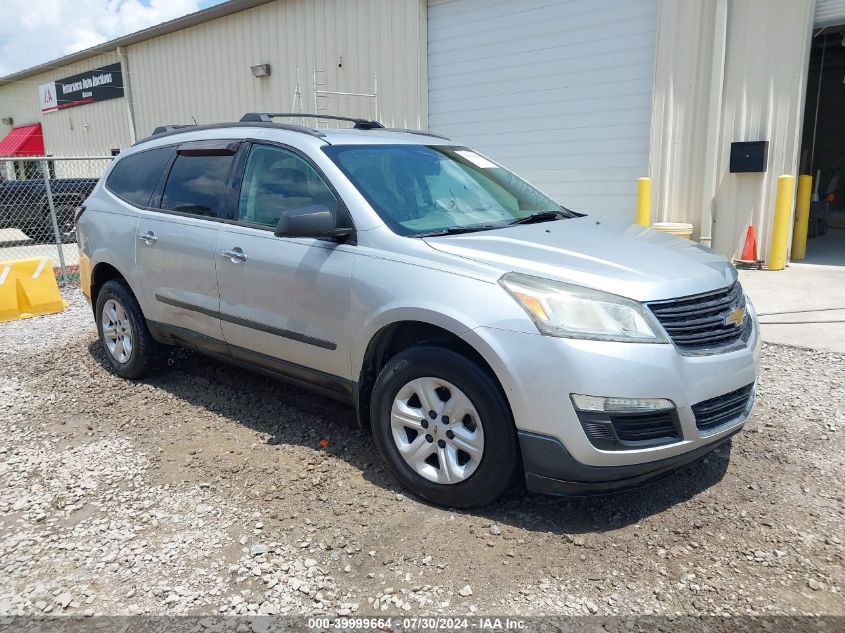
xmin=730 ymin=141 xmax=768 ymax=173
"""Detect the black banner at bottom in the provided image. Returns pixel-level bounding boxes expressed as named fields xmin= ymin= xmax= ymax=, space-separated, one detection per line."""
xmin=0 ymin=616 xmax=842 ymax=633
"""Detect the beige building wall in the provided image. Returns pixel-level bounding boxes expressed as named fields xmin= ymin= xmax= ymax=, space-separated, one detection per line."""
xmin=649 ymin=0 xmax=815 ymax=260
xmin=0 ymin=0 xmax=426 ymax=157
xmin=127 ymin=0 xmax=426 ymax=138
xmin=2 ymin=0 xmax=821 ymax=262
xmin=0 ymin=50 xmax=133 ymax=156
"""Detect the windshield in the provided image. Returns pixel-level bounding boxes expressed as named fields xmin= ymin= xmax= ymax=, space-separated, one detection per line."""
xmin=323 ymin=144 xmax=567 ymax=236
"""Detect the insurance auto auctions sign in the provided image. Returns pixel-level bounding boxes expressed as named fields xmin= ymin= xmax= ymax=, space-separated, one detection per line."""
xmin=39 ymin=62 xmax=124 ymax=113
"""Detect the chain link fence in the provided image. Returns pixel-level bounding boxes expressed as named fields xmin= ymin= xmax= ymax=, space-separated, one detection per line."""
xmin=0 ymin=156 xmax=112 ymax=284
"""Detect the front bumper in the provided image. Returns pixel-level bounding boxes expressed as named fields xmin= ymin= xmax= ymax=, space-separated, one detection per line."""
xmin=519 ymin=428 xmax=738 ymax=495
xmin=461 ymin=307 xmax=760 ymax=486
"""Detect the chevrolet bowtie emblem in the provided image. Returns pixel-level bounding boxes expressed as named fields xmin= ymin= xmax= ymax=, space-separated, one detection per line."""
xmin=725 ymin=305 xmax=746 ymax=328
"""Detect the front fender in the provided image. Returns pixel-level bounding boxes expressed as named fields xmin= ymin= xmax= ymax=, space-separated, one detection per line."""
xmin=350 ymin=253 xmax=536 ymax=379
xmin=352 ymin=303 xmax=478 ymax=375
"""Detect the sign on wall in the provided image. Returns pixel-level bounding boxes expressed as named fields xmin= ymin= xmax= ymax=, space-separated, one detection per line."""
xmin=39 ymin=62 xmax=124 ymax=113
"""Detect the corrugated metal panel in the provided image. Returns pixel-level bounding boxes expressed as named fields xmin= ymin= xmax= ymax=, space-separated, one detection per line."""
xmin=649 ymin=0 xmax=720 ymax=236
xmin=0 ymin=0 xmax=278 ymax=86
xmin=815 ymin=0 xmax=845 ymax=27
xmin=649 ymin=0 xmax=815 ymax=260
xmin=427 ymin=0 xmax=658 ymax=220
xmin=712 ymin=0 xmax=814 ymax=259
xmin=0 ymin=51 xmax=133 ymax=156
xmin=0 ymin=0 xmax=425 ymax=155
xmin=128 ymin=0 xmax=425 ymax=138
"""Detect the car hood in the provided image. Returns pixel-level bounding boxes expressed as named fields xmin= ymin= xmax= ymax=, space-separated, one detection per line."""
xmin=423 ymin=217 xmax=737 ymax=302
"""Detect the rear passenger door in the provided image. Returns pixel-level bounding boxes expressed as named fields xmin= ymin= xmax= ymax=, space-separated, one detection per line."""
xmin=215 ymin=142 xmax=354 ymax=390
xmin=135 ymin=141 xmax=239 ymax=347
xmin=94 ymin=146 xmax=173 ymax=303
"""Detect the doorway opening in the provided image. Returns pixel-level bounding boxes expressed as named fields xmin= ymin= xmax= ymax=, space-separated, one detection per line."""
xmin=799 ymin=25 xmax=845 ymax=265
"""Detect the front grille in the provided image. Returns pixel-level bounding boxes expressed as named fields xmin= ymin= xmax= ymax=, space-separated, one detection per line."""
xmin=609 ymin=411 xmax=679 ymax=442
xmin=692 ymin=384 xmax=755 ymax=432
xmin=647 ymin=282 xmax=749 ymax=352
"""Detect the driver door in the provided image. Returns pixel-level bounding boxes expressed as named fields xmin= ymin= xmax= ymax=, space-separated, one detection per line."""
xmin=215 ymin=142 xmax=354 ymax=391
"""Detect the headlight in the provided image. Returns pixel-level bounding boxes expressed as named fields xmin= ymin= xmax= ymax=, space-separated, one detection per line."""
xmin=499 ymin=272 xmax=669 ymax=343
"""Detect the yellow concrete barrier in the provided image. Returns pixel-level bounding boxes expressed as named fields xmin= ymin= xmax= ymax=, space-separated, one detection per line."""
xmin=791 ymin=174 xmax=813 ymax=261
xmin=0 ymin=257 xmax=67 ymax=323
xmin=768 ymin=175 xmax=795 ymax=271
xmin=636 ymin=177 xmax=651 ymax=227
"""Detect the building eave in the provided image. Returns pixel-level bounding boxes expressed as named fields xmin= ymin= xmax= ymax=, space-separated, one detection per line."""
xmin=0 ymin=0 xmax=276 ymax=86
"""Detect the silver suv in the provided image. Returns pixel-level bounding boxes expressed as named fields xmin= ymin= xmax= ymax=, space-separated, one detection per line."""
xmin=77 ymin=113 xmax=759 ymax=508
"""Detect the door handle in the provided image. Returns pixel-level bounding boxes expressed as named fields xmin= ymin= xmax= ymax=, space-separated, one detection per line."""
xmin=221 ymin=247 xmax=248 ymax=263
xmin=138 ymin=231 xmax=157 ymax=244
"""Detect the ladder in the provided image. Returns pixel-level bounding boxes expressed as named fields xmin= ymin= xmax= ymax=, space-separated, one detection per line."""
xmin=312 ymin=68 xmax=378 ymax=126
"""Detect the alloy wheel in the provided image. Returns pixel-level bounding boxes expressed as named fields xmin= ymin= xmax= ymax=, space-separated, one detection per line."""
xmin=101 ymin=298 xmax=133 ymax=363
xmin=390 ymin=377 xmax=485 ymax=484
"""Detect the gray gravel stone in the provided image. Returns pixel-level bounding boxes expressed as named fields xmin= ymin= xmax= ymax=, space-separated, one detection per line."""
xmin=0 ymin=288 xmax=842 ymax=617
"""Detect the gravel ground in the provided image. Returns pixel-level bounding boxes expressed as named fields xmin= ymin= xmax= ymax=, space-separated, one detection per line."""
xmin=0 ymin=287 xmax=842 ymax=618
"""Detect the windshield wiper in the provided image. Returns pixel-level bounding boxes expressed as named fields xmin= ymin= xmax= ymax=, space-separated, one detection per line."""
xmin=507 ymin=210 xmax=570 ymax=226
xmin=414 ymin=209 xmax=573 ymax=237
xmin=415 ymin=224 xmax=503 ymax=237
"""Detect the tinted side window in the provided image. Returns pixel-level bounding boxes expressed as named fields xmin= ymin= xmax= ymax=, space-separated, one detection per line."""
xmin=161 ymin=154 xmax=234 ymax=217
xmin=238 ymin=144 xmax=338 ymax=228
xmin=106 ymin=147 xmax=172 ymax=208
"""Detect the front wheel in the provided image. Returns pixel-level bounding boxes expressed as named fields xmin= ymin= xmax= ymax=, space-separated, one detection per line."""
xmin=370 ymin=346 xmax=518 ymax=508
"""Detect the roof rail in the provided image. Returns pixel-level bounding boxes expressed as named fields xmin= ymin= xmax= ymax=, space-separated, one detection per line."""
xmin=382 ymin=128 xmax=452 ymax=141
xmin=151 ymin=124 xmax=197 ymax=135
xmin=135 ymin=121 xmax=327 ymax=146
xmin=240 ymin=112 xmax=384 ymax=130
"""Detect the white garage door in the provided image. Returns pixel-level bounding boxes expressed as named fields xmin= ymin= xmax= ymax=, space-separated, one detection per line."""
xmin=427 ymin=0 xmax=658 ymax=220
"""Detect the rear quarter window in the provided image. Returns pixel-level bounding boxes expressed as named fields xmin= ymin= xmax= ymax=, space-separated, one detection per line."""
xmin=105 ymin=146 xmax=173 ymax=208
xmin=160 ymin=154 xmax=234 ymax=217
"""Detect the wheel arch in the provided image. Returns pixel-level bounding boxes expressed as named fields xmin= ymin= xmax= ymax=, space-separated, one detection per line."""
xmin=354 ymin=314 xmax=513 ymax=432
xmin=89 ymin=259 xmax=143 ymax=315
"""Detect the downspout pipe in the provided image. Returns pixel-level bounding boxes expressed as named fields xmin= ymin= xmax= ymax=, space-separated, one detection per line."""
xmin=699 ymin=0 xmax=728 ymax=247
xmin=117 ymin=46 xmax=137 ymax=144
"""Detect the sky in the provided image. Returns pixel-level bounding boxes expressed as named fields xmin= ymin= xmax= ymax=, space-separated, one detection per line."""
xmin=0 ymin=0 xmax=227 ymax=77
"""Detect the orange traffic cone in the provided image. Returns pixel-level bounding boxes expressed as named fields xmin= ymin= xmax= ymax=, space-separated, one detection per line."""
xmin=740 ymin=225 xmax=757 ymax=261
xmin=736 ymin=225 xmax=761 ymax=269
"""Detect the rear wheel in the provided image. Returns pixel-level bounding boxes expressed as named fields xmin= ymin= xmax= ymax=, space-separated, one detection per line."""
xmin=95 ymin=280 xmax=165 ymax=378
xmin=371 ymin=346 xmax=517 ymax=508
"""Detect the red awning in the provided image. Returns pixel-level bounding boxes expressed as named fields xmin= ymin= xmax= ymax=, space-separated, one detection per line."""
xmin=0 ymin=123 xmax=44 ymax=157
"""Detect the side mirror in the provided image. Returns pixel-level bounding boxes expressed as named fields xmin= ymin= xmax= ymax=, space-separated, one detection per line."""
xmin=273 ymin=204 xmax=353 ymax=239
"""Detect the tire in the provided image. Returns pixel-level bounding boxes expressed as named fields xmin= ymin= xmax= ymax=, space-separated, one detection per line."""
xmin=370 ymin=346 xmax=518 ymax=508
xmin=95 ymin=279 xmax=165 ymax=379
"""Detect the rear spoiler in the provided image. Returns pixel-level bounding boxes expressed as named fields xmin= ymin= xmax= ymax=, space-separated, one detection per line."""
xmin=150 ymin=124 xmax=196 ymax=136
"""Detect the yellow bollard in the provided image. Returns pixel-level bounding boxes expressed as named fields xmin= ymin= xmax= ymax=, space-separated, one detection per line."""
xmin=791 ymin=174 xmax=813 ymax=261
xmin=635 ymin=177 xmax=651 ymax=227
xmin=768 ymin=175 xmax=795 ymax=271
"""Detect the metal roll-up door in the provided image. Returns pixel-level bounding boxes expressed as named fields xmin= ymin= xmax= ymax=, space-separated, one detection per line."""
xmin=427 ymin=0 xmax=658 ymax=220
xmin=816 ymin=0 xmax=845 ymax=27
